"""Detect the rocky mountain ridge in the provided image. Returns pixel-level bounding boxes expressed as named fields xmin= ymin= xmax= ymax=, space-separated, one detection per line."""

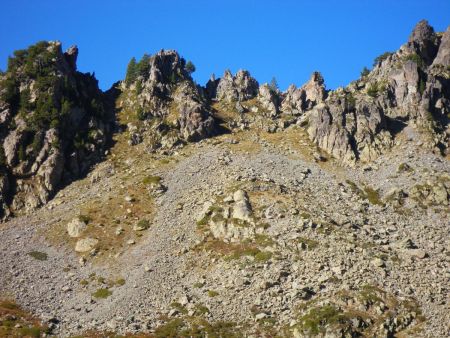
xmin=0 ymin=20 xmax=449 ymax=219
xmin=0 ymin=19 xmax=449 ymax=338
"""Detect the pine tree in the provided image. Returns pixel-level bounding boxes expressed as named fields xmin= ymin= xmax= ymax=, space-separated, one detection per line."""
xmin=269 ymin=77 xmax=279 ymax=92
xmin=185 ymin=61 xmax=196 ymax=75
xmin=125 ymin=57 xmax=138 ymax=87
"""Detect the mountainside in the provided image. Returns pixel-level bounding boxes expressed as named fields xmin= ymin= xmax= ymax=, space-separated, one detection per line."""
xmin=0 ymin=20 xmax=449 ymax=338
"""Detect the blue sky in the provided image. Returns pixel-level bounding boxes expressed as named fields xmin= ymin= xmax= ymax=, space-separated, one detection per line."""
xmin=1 ymin=0 xmax=449 ymax=91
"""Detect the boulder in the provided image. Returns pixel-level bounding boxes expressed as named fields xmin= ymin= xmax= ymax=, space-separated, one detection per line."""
xmin=75 ymin=238 xmax=98 ymax=253
xmin=232 ymin=190 xmax=252 ymax=222
xmin=67 ymin=218 xmax=87 ymax=238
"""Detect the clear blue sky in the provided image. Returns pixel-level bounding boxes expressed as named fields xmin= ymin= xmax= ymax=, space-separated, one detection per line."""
xmin=1 ymin=0 xmax=449 ymax=91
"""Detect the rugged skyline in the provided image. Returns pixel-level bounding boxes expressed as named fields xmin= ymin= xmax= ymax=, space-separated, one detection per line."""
xmin=1 ymin=1 xmax=450 ymax=91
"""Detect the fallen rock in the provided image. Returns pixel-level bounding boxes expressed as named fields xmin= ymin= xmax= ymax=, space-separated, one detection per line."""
xmin=67 ymin=218 xmax=87 ymax=238
xmin=75 ymin=238 xmax=99 ymax=253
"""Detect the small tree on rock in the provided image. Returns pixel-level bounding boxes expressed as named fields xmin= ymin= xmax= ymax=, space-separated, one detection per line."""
xmin=125 ymin=57 xmax=138 ymax=87
xmin=269 ymin=77 xmax=279 ymax=92
xmin=185 ymin=61 xmax=196 ymax=75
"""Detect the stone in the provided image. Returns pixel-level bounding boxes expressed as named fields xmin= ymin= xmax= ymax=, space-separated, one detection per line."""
xmin=232 ymin=190 xmax=252 ymax=222
xmin=75 ymin=238 xmax=99 ymax=253
xmin=67 ymin=218 xmax=87 ymax=238
xmin=371 ymin=258 xmax=385 ymax=268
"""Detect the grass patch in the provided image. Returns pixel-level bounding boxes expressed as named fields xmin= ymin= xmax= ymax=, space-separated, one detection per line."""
xmin=254 ymin=251 xmax=273 ymax=262
xmin=142 ymin=175 xmax=162 ymax=185
xmin=207 ymin=290 xmax=219 ymax=297
xmin=78 ymin=214 xmax=91 ymax=223
xmin=115 ymin=278 xmax=126 ymax=286
xmin=170 ymin=302 xmax=188 ymax=315
xmin=296 ymin=304 xmax=347 ymax=335
xmin=27 ymin=251 xmax=48 ymax=261
xmin=346 ymin=180 xmax=384 ymax=206
xmin=153 ymin=318 xmax=242 ymax=338
xmin=92 ymin=288 xmax=112 ymax=299
xmin=0 ymin=300 xmax=49 ymax=337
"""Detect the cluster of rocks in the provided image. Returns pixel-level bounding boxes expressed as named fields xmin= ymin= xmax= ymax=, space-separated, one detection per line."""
xmin=119 ymin=49 xmax=215 ymax=150
xmin=197 ymin=189 xmax=261 ymax=242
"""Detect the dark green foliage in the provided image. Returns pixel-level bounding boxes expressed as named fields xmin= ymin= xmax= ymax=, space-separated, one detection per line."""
xmin=89 ymin=97 xmax=105 ymax=117
xmin=0 ymin=77 xmax=20 ymax=109
xmin=27 ymin=251 xmax=48 ymax=261
xmin=0 ymin=145 xmax=6 ymax=169
xmin=360 ymin=66 xmax=370 ymax=77
xmin=367 ymin=82 xmax=379 ymax=97
xmin=418 ymin=78 xmax=426 ymax=95
xmin=373 ymin=51 xmax=393 ymax=67
xmin=405 ymin=53 xmax=424 ymax=68
xmin=135 ymin=81 xmax=143 ymax=94
xmin=185 ymin=60 xmax=196 ymax=75
xmin=125 ymin=57 xmax=138 ymax=86
xmin=31 ymin=132 xmax=43 ymax=157
xmin=19 ymin=88 xmax=33 ymax=112
xmin=137 ymin=54 xmax=151 ymax=78
xmin=297 ymin=305 xmax=345 ymax=335
xmin=136 ymin=107 xmax=146 ymax=120
xmin=18 ymin=145 xmax=26 ymax=162
xmin=169 ymin=72 xmax=178 ymax=84
xmin=269 ymin=77 xmax=279 ymax=92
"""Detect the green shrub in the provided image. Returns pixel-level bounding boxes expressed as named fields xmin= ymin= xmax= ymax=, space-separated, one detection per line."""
xmin=185 ymin=60 xmax=196 ymax=75
xmin=418 ymin=78 xmax=426 ymax=95
xmin=207 ymin=290 xmax=219 ymax=297
xmin=404 ymin=53 xmax=424 ymax=68
xmin=27 ymin=251 xmax=48 ymax=261
xmin=0 ymin=77 xmax=20 ymax=109
xmin=142 ymin=175 xmax=161 ymax=185
xmin=136 ymin=107 xmax=146 ymax=120
xmin=360 ymin=67 xmax=370 ymax=77
xmin=254 ymin=251 xmax=272 ymax=262
xmin=78 ymin=214 xmax=91 ymax=223
xmin=92 ymin=288 xmax=112 ymax=299
xmin=367 ymin=83 xmax=379 ymax=98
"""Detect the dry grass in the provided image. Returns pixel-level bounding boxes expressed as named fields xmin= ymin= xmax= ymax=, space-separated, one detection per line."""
xmin=0 ymin=299 xmax=49 ymax=337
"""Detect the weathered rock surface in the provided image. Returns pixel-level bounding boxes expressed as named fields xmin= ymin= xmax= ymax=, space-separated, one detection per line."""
xmin=118 ymin=50 xmax=215 ymax=151
xmin=67 ymin=218 xmax=87 ymax=238
xmin=305 ymin=21 xmax=449 ymax=164
xmin=281 ymin=72 xmax=326 ymax=115
xmin=74 ymin=237 xmax=98 ymax=253
xmin=0 ymin=41 xmax=114 ymax=219
xmin=211 ymin=69 xmax=259 ymax=102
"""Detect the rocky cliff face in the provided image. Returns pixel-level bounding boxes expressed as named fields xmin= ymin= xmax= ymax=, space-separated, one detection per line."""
xmin=304 ymin=20 xmax=449 ymax=164
xmin=0 ymin=41 xmax=114 ymax=219
xmin=118 ymin=50 xmax=215 ymax=152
